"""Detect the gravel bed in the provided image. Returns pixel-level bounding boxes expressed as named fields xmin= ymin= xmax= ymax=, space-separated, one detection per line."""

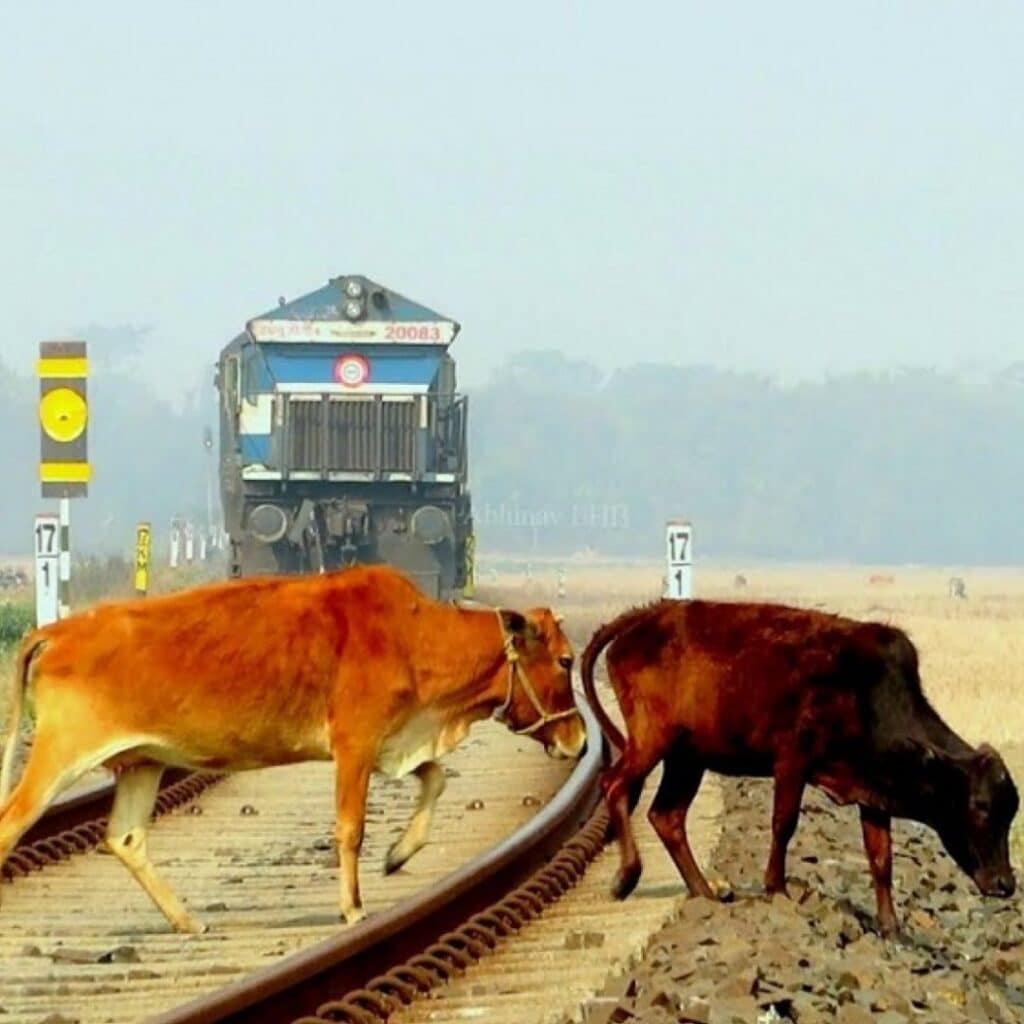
xmin=582 ymin=777 xmax=1024 ymax=1023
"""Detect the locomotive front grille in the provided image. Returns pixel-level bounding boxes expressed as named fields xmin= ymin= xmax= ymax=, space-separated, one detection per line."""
xmin=287 ymin=397 xmax=321 ymax=471
xmin=379 ymin=399 xmax=416 ymax=471
xmin=328 ymin=397 xmax=378 ymax=470
xmin=285 ymin=394 xmax=418 ymax=475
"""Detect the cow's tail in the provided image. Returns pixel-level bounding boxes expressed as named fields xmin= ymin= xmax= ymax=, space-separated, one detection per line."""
xmin=581 ymin=604 xmax=661 ymax=755
xmin=1 ymin=634 xmax=46 ymax=804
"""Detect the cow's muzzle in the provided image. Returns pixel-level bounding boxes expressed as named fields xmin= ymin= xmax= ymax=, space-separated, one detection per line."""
xmin=976 ymin=869 xmax=1016 ymax=898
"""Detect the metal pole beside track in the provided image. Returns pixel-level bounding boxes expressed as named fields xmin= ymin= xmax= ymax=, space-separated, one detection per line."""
xmin=58 ymin=496 xmax=71 ymax=619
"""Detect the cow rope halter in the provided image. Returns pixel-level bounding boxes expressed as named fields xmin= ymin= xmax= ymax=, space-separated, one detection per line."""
xmin=493 ymin=612 xmax=580 ymax=736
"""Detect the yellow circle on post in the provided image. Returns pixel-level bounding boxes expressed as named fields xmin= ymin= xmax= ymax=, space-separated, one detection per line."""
xmin=40 ymin=387 xmax=88 ymax=442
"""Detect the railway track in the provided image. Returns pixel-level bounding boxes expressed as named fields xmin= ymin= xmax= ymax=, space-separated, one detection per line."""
xmin=0 ymin=708 xmax=602 ymax=1024
xmin=4 ymin=770 xmax=220 ymax=880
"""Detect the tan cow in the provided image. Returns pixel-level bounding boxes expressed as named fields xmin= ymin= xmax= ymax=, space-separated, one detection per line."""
xmin=0 ymin=566 xmax=585 ymax=933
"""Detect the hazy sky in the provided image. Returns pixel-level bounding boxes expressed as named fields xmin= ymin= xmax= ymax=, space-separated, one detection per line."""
xmin=3 ymin=3 xmax=1021 ymax=400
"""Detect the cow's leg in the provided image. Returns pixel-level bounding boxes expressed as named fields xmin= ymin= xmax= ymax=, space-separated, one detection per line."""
xmin=105 ymin=763 xmax=205 ymax=935
xmin=627 ymin=775 xmax=647 ymax=816
xmin=0 ymin=731 xmax=94 ymax=893
xmin=384 ymin=760 xmax=445 ymax=876
xmin=334 ymin=755 xmax=372 ymax=925
xmin=860 ymin=805 xmax=898 ymax=936
xmin=602 ymin=741 xmax=660 ymax=900
xmin=765 ymin=756 xmax=806 ymax=895
xmin=647 ymin=750 xmax=714 ymax=898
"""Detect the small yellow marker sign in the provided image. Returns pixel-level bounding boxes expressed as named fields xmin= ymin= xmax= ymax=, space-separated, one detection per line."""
xmin=135 ymin=522 xmax=152 ymax=595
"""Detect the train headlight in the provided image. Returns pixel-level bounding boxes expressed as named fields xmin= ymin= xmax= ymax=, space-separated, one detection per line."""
xmin=345 ymin=299 xmax=364 ymax=320
xmin=411 ymin=505 xmax=452 ymax=546
xmin=344 ymin=279 xmax=364 ymax=299
xmin=248 ymin=504 xmax=289 ymax=544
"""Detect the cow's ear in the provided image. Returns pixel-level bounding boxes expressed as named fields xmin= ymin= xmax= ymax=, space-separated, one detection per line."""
xmin=500 ymin=610 xmax=527 ymax=637
xmin=976 ymin=742 xmax=997 ymax=763
xmin=973 ymin=743 xmax=1007 ymax=780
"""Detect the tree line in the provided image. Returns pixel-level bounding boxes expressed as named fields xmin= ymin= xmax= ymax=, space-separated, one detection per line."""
xmin=470 ymin=352 xmax=1024 ymax=564
xmin=2 ymin=340 xmax=1023 ymax=564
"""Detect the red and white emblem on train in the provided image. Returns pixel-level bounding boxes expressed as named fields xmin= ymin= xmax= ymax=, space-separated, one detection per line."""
xmin=333 ymin=354 xmax=370 ymax=388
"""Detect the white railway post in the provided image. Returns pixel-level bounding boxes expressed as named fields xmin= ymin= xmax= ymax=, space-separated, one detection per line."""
xmin=184 ymin=520 xmax=195 ymax=563
xmin=169 ymin=519 xmax=180 ymax=568
xmin=34 ymin=513 xmax=60 ymax=627
xmin=665 ymin=520 xmax=693 ymax=600
xmin=557 ymin=568 xmax=566 ymax=599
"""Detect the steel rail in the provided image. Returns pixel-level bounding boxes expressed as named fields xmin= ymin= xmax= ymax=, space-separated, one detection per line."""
xmin=20 ymin=776 xmax=118 ymax=846
xmin=3 ymin=769 xmax=222 ymax=881
xmin=148 ymin=701 xmax=606 ymax=1024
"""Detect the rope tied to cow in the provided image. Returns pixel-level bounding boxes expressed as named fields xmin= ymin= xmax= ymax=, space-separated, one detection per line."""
xmin=493 ymin=611 xmax=580 ymax=737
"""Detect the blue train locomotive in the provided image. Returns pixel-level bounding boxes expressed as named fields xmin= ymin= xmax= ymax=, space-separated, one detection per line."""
xmin=215 ymin=274 xmax=473 ymax=598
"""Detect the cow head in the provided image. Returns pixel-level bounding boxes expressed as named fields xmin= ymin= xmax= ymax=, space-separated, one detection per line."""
xmin=934 ymin=743 xmax=1018 ymax=898
xmin=496 ymin=608 xmax=586 ymax=759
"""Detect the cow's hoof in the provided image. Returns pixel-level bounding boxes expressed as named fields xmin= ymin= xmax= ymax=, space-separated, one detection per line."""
xmin=611 ymin=866 xmax=640 ymax=900
xmin=344 ymin=905 xmax=367 ymax=926
xmin=384 ymin=846 xmax=408 ymax=876
xmin=713 ymin=881 xmax=735 ymax=903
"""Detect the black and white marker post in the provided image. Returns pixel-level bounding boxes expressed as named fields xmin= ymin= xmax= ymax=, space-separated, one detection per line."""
xmin=664 ymin=519 xmax=693 ymax=600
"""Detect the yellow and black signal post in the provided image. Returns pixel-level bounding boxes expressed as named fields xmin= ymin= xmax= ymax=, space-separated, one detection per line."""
xmin=38 ymin=340 xmax=89 ymax=618
xmin=39 ymin=341 xmax=89 ymax=497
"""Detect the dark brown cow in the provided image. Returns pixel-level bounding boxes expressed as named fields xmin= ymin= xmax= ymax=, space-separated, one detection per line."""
xmin=581 ymin=599 xmax=1018 ymax=934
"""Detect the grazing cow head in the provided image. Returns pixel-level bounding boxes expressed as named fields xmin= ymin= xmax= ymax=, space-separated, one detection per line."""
xmin=496 ymin=608 xmax=586 ymax=760
xmin=934 ymin=743 xmax=1019 ymax=898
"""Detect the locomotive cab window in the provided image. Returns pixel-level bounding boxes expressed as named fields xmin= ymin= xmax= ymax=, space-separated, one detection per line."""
xmin=222 ymin=355 xmax=241 ymax=413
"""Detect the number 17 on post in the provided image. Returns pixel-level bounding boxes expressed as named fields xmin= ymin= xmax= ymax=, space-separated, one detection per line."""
xmin=665 ymin=520 xmax=693 ymax=600
xmin=34 ymin=513 xmax=60 ymax=627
